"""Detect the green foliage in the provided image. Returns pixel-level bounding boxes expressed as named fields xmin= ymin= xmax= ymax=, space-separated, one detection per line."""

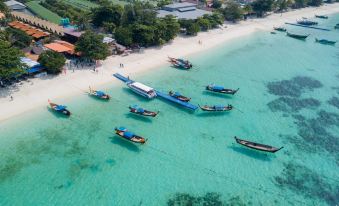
xmin=186 ymin=22 xmax=200 ymax=36
xmin=102 ymin=21 xmax=116 ymax=33
xmin=38 ymin=50 xmax=66 ymax=74
xmin=92 ymin=3 xmax=123 ymax=27
xmin=212 ymin=0 xmax=222 ymax=9
xmin=157 ymin=0 xmax=172 ymax=8
xmin=132 ymin=24 xmax=155 ymax=46
xmin=157 ymin=15 xmax=180 ymax=41
xmin=0 ymin=40 xmax=25 ymax=79
xmin=197 ymin=17 xmax=211 ymax=31
xmin=0 ymin=1 xmax=10 ymax=13
xmin=308 ymin=0 xmax=322 ymax=6
xmin=252 ymin=0 xmax=274 ymax=17
xmin=75 ymin=31 xmax=110 ymax=60
xmin=41 ymin=0 xmax=86 ymax=22
xmin=114 ymin=27 xmax=133 ymax=46
xmin=5 ymin=27 xmax=32 ymax=49
xmin=293 ymin=0 xmax=309 ymax=8
xmin=222 ymin=0 xmax=244 ymax=22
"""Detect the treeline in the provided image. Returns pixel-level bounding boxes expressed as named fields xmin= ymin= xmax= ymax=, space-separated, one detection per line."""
xmin=91 ymin=2 xmax=223 ymax=47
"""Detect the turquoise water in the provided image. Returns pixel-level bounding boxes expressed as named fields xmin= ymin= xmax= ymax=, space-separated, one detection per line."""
xmin=1 ymin=15 xmax=339 ymax=205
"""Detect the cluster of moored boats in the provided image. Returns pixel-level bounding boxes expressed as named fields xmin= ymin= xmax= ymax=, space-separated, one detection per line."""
xmin=168 ymin=57 xmax=193 ymax=70
xmin=271 ymin=16 xmax=338 ymax=45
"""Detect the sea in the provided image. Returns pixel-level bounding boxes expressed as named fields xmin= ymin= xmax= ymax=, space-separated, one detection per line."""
xmin=0 ymin=14 xmax=338 ymax=206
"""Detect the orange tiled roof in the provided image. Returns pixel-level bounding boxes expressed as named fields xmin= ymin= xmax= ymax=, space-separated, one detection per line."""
xmin=8 ymin=21 xmax=50 ymax=39
xmin=44 ymin=42 xmax=73 ymax=53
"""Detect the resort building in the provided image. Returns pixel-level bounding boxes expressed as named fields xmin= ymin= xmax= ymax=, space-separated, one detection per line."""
xmin=44 ymin=40 xmax=77 ymax=55
xmin=8 ymin=21 xmax=50 ymax=39
xmin=4 ymin=0 xmax=26 ymax=11
xmin=157 ymin=2 xmax=211 ymax=20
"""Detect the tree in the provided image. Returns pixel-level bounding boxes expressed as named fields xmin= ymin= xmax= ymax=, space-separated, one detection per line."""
xmin=243 ymin=4 xmax=253 ymax=15
xmin=308 ymin=0 xmax=322 ymax=6
xmin=293 ymin=0 xmax=308 ymax=8
xmin=212 ymin=0 xmax=222 ymax=9
xmin=252 ymin=0 xmax=274 ymax=17
xmin=197 ymin=17 xmax=211 ymax=31
xmin=92 ymin=4 xmax=123 ymax=27
xmin=75 ymin=31 xmax=110 ymax=60
xmin=114 ymin=27 xmax=133 ymax=46
xmin=102 ymin=21 xmax=116 ymax=33
xmin=75 ymin=15 xmax=90 ymax=31
xmin=132 ymin=24 xmax=155 ymax=46
xmin=5 ymin=27 xmax=32 ymax=49
xmin=38 ymin=51 xmax=66 ymax=74
xmin=158 ymin=15 xmax=180 ymax=41
xmin=0 ymin=40 xmax=25 ymax=79
xmin=222 ymin=1 xmax=244 ymax=22
xmin=186 ymin=22 xmax=200 ymax=36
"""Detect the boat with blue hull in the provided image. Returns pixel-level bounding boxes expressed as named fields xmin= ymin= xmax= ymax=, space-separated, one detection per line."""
xmin=48 ymin=100 xmax=71 ymax=116
xmin=129 ymin=105 xmax=159 ymax=117
xmin=169 ymin=91 xmax=191 ymax=102
xmin=115 ymin=127 xmax=146 ymax=144
xmin=88 ymin=87 xmax=110 ymax=100
xmin=206 ymin=84 xmax=239 ymax=95
xmin=199 ymin=104 xmax=233 ymax=112
xmin=315 ymin=38 xmax=336 ymax=45
xmin=297 ymin=19 xmax=318 ymax=26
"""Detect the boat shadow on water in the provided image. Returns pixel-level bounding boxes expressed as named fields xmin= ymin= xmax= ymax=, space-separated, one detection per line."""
xmin=196 ymin=111 xmax=231 ymax=117
xmin=125 ymin=113 xmax=153 ymax=123
xmin=228 ymin=145 xmax=275 ymax=162
xmin=202 ymin=91 xmax=233 ymax=99
xmin=109 ymin=136 xmax=141 ymax=153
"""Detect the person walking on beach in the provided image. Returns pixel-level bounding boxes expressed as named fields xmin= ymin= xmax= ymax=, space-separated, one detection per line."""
xmin=10 ymin=96 xmax=13 ymax=101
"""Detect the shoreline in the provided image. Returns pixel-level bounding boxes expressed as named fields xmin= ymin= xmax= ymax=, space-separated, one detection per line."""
xmin=1 ymin=3 xmax=339 ymax=123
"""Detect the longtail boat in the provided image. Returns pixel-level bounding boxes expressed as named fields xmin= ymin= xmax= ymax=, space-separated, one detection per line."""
xmin=168 ymin=57 xmax=192 ymax=69
xmin=315 ymin=38 xmax=336 ymax=45
xmin=199 ymin=104 xmax=233 ymax=112
xmin=169 ymin=91 xmax=191 ymax=102
xmin=48 ymin=99 xmax=71 ymax=116
xmin=334 ymin=24 xmax=339 ymax=29
xmin=273 ymin=27 xmax=286 ymax=32
xmin=88 ymin=87 xmax=110 ymax=100
xmin=115 ymin=127 xmax=146 ymax=144
xmin=234 ymin=136 xmax=283 ymax=153
xmin=129 ymin=105 xmax=159 ymax=117
xmin=206 ymin=84 xmax=239 ymax=95
xmin=315 ymin=15 xmax=328 ymax=19
xmin=297 ymin=19 xmax=318 ymax=26
xmin=287 ymin=32 xmax=309 ymax=40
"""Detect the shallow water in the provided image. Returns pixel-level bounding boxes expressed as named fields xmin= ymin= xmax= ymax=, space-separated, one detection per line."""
xmin=0 ymin=14 xmax=339 ymax=205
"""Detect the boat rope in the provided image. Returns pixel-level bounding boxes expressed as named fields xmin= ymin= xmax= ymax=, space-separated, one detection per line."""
xmin=145 ymin=145 xmax=309 ymax=205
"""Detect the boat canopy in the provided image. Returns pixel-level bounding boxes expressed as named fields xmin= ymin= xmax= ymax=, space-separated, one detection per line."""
xmin=131 ymin=105 xmax=138 ymax=109
xmin=174 ymin=92 xmax=181 ymax=97
xmin=55 ymin=105 xmax=67 ymax=111
xmin=129 ymin=82 xmax=154 ymax=92
xmin=95 ymin=91 xmax=105 ymax=97
xmin=117 ymin=126 xmax=127 ymax=131
xmin=124 ymin=131 xmax=134 ymax=139
xmin=214 ymin=105 xmax=224 ymax=110
xmin=137 ymin=108 xmax=145 ymax=113
xmin=212 ymin=85 xmax=224 ymax=91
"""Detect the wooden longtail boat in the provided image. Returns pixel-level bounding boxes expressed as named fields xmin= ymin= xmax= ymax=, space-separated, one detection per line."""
xmin=315 ymin=15 xmax=328 ymax=19
xmin=169 ymin=91 xmax=191 ymax=102
xmin=88 ymin=87 xmax=110 ymax=100
xmin=315 ymin=38 xmax=336 ymax=45
xmin=234 ymin=136 xmax=283 ymax=153
xmin=273 ymin=27 xmax=287 ymax=32
xmin=206 ymin=85 xmax=239 ymax=95
xmin=199 ymin=104 xmax=233 ymax=112
xmin=297 ymin=19 xmax=318 ymax=26
xmin=115 ymin=127 xmax=146 ymax=144
xmin=168 ymin=57 xmax=192 ymax=69
xmin=287 ymin=32 xmax=309 ymax=40
xmin=48 ymin=99 xmax=71 ymax=116
xmin=129 ymin=105 xmax=159 ymax=117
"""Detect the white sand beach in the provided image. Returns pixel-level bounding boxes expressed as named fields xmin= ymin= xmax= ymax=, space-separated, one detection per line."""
xmin=1 ymin=3 xmax=339 ymax=122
